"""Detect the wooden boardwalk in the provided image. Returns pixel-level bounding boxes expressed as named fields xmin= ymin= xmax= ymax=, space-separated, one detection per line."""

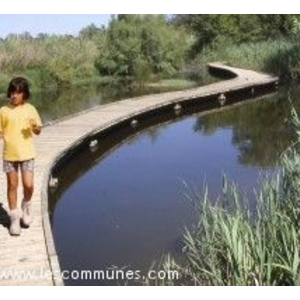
xmin=0 ymin=63 xmax=278 ymax=285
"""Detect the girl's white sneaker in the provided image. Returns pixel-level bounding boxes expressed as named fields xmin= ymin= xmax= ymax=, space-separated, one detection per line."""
xmin=9 ymin=209 xmax=21 ymax=236
xmin=21 ymin=200 xmax=33 ymax=227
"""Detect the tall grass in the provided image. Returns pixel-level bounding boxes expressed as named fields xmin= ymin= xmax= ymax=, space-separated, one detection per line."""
xmin=0 ymin=36 xmax=99 ymax=93
xmin=195 ymin=38 xmax=300 ymax=83
xmin=152 ymin=107 xmax=300 ymax=286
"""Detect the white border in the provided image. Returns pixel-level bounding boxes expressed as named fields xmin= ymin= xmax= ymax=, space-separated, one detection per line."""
xmin=7 ymin=286 xmax=297 ymax=298
xmin=0 ymin=1 xmax=300 ymax=14
xmin=1 ymin=2 xmax=299 ymax=294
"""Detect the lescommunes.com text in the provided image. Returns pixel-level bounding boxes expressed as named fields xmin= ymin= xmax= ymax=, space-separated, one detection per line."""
xmin=0 ymin=267 xmax=179 ymax=283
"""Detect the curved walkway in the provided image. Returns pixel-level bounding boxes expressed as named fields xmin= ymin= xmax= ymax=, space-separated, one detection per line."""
xmin=0 ymin=63 xmax=278 ymax=285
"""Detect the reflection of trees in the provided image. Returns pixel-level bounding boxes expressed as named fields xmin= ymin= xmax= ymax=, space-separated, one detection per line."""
xmin=30 ymin=85 xmax=100 ymax=123
xmin=193 ymin=89 xmax=298 ymax=167
xmin=29 ymin=81 xmax=190 ymax=123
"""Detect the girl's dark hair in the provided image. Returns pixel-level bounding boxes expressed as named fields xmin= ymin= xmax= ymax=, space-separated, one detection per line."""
xmin=7 ymin=77 xmax=30 ymax=100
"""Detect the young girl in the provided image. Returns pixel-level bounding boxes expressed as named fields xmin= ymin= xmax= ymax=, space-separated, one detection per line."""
xmin=0 ymin=77 xmax=42 ymax=236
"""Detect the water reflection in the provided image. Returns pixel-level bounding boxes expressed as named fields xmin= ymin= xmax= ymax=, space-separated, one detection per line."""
xmin=194 ymin=89 xmax=296 ymax=167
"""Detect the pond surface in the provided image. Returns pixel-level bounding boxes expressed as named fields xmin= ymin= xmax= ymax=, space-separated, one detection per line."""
xmin=47 ymin=84 xmax=298 ymax=285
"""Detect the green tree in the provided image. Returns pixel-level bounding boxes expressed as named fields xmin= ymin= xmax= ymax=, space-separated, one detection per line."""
xmin=79 ymin=23 xmax=106 ymax=40
xmin=171 ymin=14 xmax=300 ymax=56
xmin=95 ymin=15 xmax=189 ymax=81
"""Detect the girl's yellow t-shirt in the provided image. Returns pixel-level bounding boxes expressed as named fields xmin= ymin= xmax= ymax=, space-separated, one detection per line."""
xmin=0 ymin=102 xmax=42 ymax=161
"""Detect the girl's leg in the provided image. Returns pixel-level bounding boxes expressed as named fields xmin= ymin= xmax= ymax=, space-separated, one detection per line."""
xmin=21 ymin=170 xmax=34 ymax=201
xmin=21 ymin=169 xmax=34 ymax=227
xmin=6 ymin=171 xmax=19 ymax=210
xmin=6 ymin=170 xmax=21 ymax=235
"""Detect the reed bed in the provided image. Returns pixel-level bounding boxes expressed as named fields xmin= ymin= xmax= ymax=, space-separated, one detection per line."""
xmin=152 ymin=107 xmax=300 ymax=286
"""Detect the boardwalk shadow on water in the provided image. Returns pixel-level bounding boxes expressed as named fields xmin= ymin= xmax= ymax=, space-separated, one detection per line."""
xmin=0 ymin=203 xmax=10 ymax=229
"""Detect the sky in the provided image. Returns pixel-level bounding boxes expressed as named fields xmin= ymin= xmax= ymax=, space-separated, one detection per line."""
xmin=0 ymin=14 xmax=111 ymax=38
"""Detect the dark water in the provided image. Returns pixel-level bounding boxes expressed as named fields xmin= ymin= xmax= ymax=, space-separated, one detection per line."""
xmin=47 ymin=84 xmax=299 ymax=285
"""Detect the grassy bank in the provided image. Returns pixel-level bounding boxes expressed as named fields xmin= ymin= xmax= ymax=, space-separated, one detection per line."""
xmin=151 ymin=107 xmax=300 ymax=286
xmin=1 ymin=36 xmax=299 ymax=96
xmin=195 ymin=39 xmax=300 ymax=83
